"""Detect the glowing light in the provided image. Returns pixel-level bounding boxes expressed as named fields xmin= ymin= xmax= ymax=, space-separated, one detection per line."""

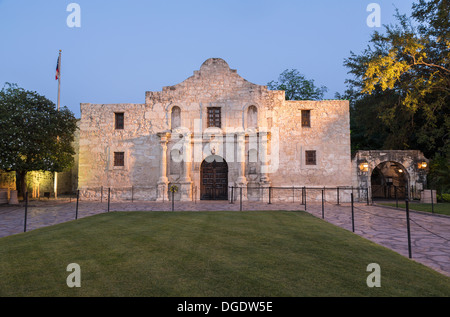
xmin=359 ymin=162 xmax=369 ymax=172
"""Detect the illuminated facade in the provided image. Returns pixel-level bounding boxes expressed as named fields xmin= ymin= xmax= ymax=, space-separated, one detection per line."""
xmin=77 ymin=58 xmax=352 ymax=201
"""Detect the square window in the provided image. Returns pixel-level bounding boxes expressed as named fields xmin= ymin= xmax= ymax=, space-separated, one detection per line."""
xmin=114 ymin=152 xmax=125 ymax=167
xmin=301 ymin=110 xmax=311 ymax=127
xmin=115 ymin=113 xmax=124 ymax=130
xmin=207 ymin=107 xmax=221 ymax=128
xmin=305 ymin=150 xmax=316 ymax=165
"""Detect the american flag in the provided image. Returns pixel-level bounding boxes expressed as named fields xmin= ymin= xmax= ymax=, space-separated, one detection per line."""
xmin=55 ymin=55 xmax=60 ymax=80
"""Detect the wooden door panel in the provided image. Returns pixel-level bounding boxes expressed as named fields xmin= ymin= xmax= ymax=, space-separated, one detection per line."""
xmin=201 ymin=159 xmax=228 ymax=200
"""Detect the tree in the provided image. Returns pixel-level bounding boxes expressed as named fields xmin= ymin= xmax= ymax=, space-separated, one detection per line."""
xmin=0 ymin=83 xmax=78 ymax=198
xmin=268 ymin=69 xmax=328 ymax=100
xmin=343 ymin=0 xmax=449 ymax=191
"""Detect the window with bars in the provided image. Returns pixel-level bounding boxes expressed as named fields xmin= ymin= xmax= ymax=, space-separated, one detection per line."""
xmin=301 ymin=110 xmax=311 ymax=127
xmin=207 ymin=107 xmax=221 ymax=128
xmin=115 ymin=113 xmax=124 ymax=130
xmin=114 ymin=152 xmax=125 ymax=167
xmin=305 ymin=150 xmax=316 ymax=165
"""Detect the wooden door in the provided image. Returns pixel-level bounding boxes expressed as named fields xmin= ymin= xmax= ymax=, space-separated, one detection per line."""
xmin=201 ymin=159 xmax=228 ymax=200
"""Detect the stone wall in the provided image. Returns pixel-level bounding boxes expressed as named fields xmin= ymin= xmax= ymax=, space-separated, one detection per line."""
xmin=271 ymin=100 xmax=351 ymax=187
xmin=352 ymin=150 xmax=429 ymax=201
xmin=78 ymin=58 xmax=353 ymax=202
xmin=0 ymin=171 xmax=15 ymax=200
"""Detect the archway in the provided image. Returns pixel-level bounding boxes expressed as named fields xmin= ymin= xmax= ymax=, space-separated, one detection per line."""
xmin=371 ymin=161 xmax=409 ymax=200
xmin=200 ymin=155 xmax=228 ymax=200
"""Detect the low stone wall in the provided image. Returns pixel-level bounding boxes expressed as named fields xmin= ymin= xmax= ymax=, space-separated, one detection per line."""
xmin=420 ymin=190 xmax=437 ymax=204
xmin=79 ymin=186 xmax=159 ymax=202
xmin=0 ymin=188 xmax=8 ymax=204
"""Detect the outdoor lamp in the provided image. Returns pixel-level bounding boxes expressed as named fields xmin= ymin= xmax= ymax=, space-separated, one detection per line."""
xmin=359 ymin=162 xmax=369 ymax=172
xmin=418 ymin=162 xmax=428 ymax=169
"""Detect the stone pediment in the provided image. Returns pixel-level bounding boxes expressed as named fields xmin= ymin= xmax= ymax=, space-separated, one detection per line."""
xmin=145 ymin=58 xmax=269 ymax=104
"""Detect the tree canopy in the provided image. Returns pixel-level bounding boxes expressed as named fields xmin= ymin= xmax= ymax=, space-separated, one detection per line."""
xmin=0 ymin=83 xmax=78 ymax=195
xmin=342 ymin=0 xmax=450 ymax=191
xmin=268 ymin=69 xmax=328 ymax=101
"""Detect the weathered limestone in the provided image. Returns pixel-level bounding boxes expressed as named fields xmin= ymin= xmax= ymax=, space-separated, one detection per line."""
xmin=420 ymin=190 xmax=437 ymax=204
xmin=0 ymin=189 xmax=8 ymax=204
xmin=156 ymin=132 xmax=170 ymax=202
xmin=78 ymin=58 xmax=353 ymax=202
xmin=8 ymin=190 xmax=18 ymax=205
xmin=352 ymin=150 xmax=429 ymax=202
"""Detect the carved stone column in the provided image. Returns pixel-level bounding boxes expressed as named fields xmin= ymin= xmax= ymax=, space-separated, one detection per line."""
xmin=236 ymin=131 xmax=247 ymax=200
xmin=156 ymin=132 xmax=170 ymax=201
xmin=179 ymin=132 xmax=193 ymax=201
xmin=259 ymin=129 xmax=271 ymax=202
xmin=259 ymin=129 xmax=271 ymax=184
xmin=236 ymin=131 xmax=247 ymax=183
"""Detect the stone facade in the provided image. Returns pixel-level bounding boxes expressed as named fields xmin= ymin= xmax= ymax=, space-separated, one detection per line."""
xmin=78 ymin=58 xmax=353 ymax=202
xmin=352 ymin=150 xmax=429 ymax=201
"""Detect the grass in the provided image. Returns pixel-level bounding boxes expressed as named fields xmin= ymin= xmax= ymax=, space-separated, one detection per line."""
xmin=378 ymin=202 xmax=450 ymax=216
xmin=0 ymin=210 xmax=449 ymax=297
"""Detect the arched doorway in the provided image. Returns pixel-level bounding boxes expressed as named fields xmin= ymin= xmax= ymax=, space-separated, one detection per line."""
xmin=201 ymin=155 xmax=228 ymax=200
xmin=371 ymin=161 xmax=409 ymax=199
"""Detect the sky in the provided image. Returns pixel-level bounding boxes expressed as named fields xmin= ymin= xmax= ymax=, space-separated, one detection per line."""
xmin=0 ymin=0 xmax=414 ymax=119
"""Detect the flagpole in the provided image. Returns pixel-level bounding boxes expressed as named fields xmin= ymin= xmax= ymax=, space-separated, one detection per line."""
xmin=54 ymin=50 xmax=61 ymax=200
xmin=57 ymin=50 xmax=61 ymax=111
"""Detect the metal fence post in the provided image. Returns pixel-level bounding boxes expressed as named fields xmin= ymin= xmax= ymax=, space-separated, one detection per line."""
xmin=395 ymin=186 xmax=398 ymax=208
xmin=301 ymin=186 xmax=304 ymax=205
xmin=351 ymin=193 xmax=355 ymax=233
xmin=321 ymin=189 xmax=324 ymax=219
xmin=366 ymin=187 xmax=369 ymax=205
xmin=76 ymin=190 xmax=79 ymax=220
xmin=108 ymin=188 xmax=111 ymax=212
xmin=240 ymin=187 xmax=243 ymax=212
xmin=101 ymin=186 xmax=103 ymax=203
xmin=131 ymin=186 xmax=134 ymax=203
xmin=172 ymin=190 xmax=174 ymax=212
xmin=337 ymin=187 xmax=340 ymax=205
xmin=431 ymin=189 xmax=434 ymax=214
xmin=405 ymin=199 xmax=412 ymax=259
xmin=232 ymin=186 xmax=235 ymax=203
xmin=24 ymin=192 xmax=28 ymax=232
xmin=230 ymin=186 xmax=233 ymax=204
xmin=268 ymin=187 xmax=272 ymax=205
xmin=304 ymin=187 xmax=307 ymax=211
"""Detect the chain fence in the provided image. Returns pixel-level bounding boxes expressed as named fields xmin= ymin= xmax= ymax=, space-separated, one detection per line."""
xmin=1 ymin=186 xmax=449 ymax=276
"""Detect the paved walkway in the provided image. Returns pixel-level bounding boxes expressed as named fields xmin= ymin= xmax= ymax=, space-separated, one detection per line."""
xmin=1 ymin=199 xmax=449 ymax=277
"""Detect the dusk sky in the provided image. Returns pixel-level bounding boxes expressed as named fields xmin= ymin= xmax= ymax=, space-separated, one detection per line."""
xmin=0 ymin=0 xmax=413 ymax=118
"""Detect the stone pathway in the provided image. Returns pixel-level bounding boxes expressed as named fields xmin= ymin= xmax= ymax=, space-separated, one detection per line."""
xmin=0 ymin=199 xmax=449 ymax=277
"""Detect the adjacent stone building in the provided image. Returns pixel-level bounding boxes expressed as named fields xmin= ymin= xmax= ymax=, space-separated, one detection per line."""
xmin=78 ymin=58 xmax=353 ymax=202
xmin=352 ymin=150 xmax=429 ymax=201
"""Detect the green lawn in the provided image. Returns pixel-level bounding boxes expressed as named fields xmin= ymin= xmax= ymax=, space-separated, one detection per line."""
xmin=0 ymin=211 xmax=449 ymax=297
xmin=378 ymin=202 xmax=450 ymax=216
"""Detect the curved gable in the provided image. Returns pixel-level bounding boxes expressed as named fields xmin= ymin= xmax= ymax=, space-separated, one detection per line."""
xmin=145 ymin=58 xmax=270 ymax=104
